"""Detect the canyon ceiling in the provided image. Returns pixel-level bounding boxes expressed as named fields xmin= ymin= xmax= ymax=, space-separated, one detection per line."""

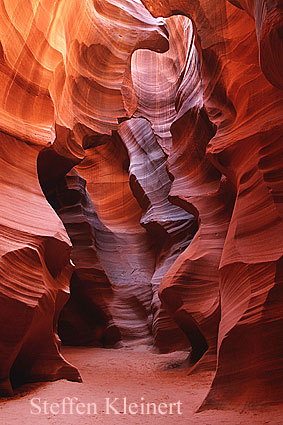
xmin=0 ymin=0 xmax=282 ymax=410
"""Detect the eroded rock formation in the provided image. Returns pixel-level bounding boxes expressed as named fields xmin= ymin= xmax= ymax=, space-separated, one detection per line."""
xmin=0 ymin=132 xmax=81 ymax=396
xmin=142 ymin=0 xmax=283 ymax=408
xmin=75 ymin=134 xmax=156 ymax=342
xmin=118 ymin=116 xmax=197 ymax=351
xmin=0 ymin=0 xmax=282 ymax=411
xmin=0 ymin=0 xmax=170 ymax=394
xmin=38 ymin=158 xmax=120 ymax=348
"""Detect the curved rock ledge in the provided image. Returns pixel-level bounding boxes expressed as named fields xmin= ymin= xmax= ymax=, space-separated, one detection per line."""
xmin=0 ymin=132 xmax=81 ymax=395
xmin=118 ymin=117 xmax=197 ymax=352
xmin=0 ymin=0 xmax=282 ymax=410
xmin=141 ymin=0 xmax=283 ymax=408
xmin=0 ymin=0 xmax=171 ymax=390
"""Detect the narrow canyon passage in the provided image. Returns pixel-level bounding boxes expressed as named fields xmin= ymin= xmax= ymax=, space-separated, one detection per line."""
xmin=1 ymin=345 xmax=282 ymax=425
xmin=0 ymin=0 xmax=282 ymax=422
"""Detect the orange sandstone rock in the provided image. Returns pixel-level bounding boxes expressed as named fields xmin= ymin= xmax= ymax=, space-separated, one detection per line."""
xmin=141 ymin=0 xmax=283 ymax=408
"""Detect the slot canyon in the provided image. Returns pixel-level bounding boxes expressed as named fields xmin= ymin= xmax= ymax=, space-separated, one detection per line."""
xmin=0 ymin=0 xmax=282 ymax=424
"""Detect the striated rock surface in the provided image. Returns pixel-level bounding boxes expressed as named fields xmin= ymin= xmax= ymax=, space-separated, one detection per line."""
xmin=142 ymin=0 xmax=283 ymax=408
xmin=0 ymin=0 xmax=282 ymax=411
xmin=0 ymin=132 xmax=81 ymax=396
xmin=126 ymin=17 xmax=209 ymax=351
xmin=118 ymin=117 xmax=197 ymax=351
xmin=130 ymin=13 xmax=229 ymax=364
xmin=38 ymin=152 xmax=121 ymax=348
xmin=0 ymin=0 xmax=170 ymax=391
xmin=131 ymin=15 xmax=194 ymax=152
xmin=227 ymin=0 xmax=283 ymax=89
xmin=0 ymin=0 xmax=169 ymax=143
xmin=75 ymin=134 xmax=156 ymax=342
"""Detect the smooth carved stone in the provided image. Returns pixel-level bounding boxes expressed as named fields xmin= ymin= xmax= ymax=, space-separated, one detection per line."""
xmin=76 ymin=134 xmax=156 ymax=342
xmin=38 ymin=148 xmax=121 ymax=348
xmin=164 ymin=80 xmax=234 ymax=370
xmin=203 ymin=4 xmax=283 ymax=409
xmin=227 ymin=0 xmax=283 ymax=89
xmin=0 ymin=0 xmax=172 ymax=384
xmin=0 ymin=0 xmax=282 ymax=410
xmin=131 ymin=5 xmax=229 ymax=365
xmin=118 ymin=117 xmax=197 ymax=352
xmin=0 ymin=0 xmax=169 ymax=145
xmin=125 ymin=17 xmax=207 ymax=352
xmin=131 ymin=15 xmax=194 ymax=153
xmin=142 ymin=0 xmax=283 ymax=408
xmin=0 ymin=132 xmax=81 ymax=395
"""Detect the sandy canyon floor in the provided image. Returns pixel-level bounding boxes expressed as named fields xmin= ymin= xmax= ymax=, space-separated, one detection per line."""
xmin=1 ymin=344 xmax=282 ymax=425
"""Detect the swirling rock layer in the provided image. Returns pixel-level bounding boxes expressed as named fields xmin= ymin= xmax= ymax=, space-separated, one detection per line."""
xmin=141 ymin=0 xmax=283 ymax=408
xmin=37 ymin=152 xmax=121 ymax=348
xmin=0 ymin=0 xmax=171 ymax=391
xmin=118 ymin=117 xmax=197 ymax=351
xmin=0 ymin=0 xmax=282 ymax=411
xmin=0 ymin=131 xmax=81 ymax=395
xmin=75 ymin=134 xmax=155 ymax=342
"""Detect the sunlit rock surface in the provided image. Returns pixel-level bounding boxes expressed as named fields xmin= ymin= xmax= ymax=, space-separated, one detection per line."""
xmin=75 ymin=134 xmax=156 ymax=342
xmin=0 ymin=0 xmax=282 ymax=410
xmin=142 ymin=0 xmax=283 ymax=408
xmin=118 ymin=117 xmax=197 ymax=351
xmin=0 ymin=0 xmax=169 ymax=392
xmin=0 ymin=0 xmax=169 ymax=142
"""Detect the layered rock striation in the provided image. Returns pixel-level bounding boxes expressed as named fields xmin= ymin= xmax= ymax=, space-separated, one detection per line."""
xmin=118 ymin=117 xmax=197 ymax=351
xmin=141 ymin=0 xmax=283 ymax=408
xmin=0 ymin=0 xmax=282 ymax=410
xmin=0 ymin=132 xmax=81 ymax=396
xmin=75 ymin=133 xmax=156 ymax=342
xmin=38 ymin=154 xmax=120 ymax=348
xmin=0 ymin=0 xmax=170 ymax=393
